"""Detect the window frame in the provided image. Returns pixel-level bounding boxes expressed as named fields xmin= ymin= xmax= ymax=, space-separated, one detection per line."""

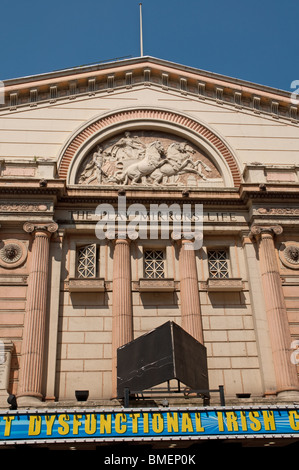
xmin=207 ymin=249 xmax=230 ymax=279
xmin=76 ymin=243 xmax=98 ymax=279
xmin=143 ymin=249 xmax=166 ymax=280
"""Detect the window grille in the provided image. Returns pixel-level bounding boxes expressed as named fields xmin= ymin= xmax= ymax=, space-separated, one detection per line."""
xmin=208 ymin=250 xmax=229 ymax=279
xmin=77 ymin=244 xmax=97 ymax=278
xmin=144 ymin=250 xmax=165 ymax=279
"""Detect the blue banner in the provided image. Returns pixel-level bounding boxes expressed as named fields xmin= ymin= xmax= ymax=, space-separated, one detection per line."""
xmin=0 ymin=407 xmax=299 ymax=444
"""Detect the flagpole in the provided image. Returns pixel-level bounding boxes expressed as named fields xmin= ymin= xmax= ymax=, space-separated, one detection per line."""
xmin=139 ymin=3 xmax=144 ymax=57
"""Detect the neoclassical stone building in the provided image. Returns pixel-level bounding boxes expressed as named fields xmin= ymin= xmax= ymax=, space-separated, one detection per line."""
xmin=0 ymin=56 xmax=299 ymax=448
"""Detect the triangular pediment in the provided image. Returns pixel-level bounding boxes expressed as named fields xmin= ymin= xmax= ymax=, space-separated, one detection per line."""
xmin=1 ymin=56 xmax=297 ymax=124
xmin=1 ymin=56 xmax=298 ymax=189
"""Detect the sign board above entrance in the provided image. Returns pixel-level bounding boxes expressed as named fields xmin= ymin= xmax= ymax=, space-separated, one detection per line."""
xmin=0 ymin=406 xmax=299 ymax=445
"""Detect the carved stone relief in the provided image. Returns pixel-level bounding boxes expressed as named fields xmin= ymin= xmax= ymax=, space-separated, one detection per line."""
xmin=256 ymin=207 xmax=299 ymax=216
xmin=75 ymin=131 xmax=222 ymax=187
xmin=279 ymin=242 xmax=299 ymax=269
xmin=0 ymin=239 xmax=27 ymax=268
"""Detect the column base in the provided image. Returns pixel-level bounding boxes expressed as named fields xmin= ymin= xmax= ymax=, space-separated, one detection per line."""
xmin=277 ymin=389 xmax=299 ymax=401
xmin=17 ymin=394 xmax=43 ymax=407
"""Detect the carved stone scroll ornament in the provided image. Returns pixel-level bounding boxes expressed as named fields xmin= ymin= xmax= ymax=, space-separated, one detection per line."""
xmin=250 ymin=224 xmax=283 ymax=238
xmin=23 ymin=222 xmax=58 ymax=235
xmin=76 ymin=131 xmax=221 ymax=187
xmin=256 ymin=207 xmax=299 ymax=216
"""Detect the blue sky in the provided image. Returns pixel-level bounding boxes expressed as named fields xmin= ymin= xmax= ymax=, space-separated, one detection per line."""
xmin=1 ymin=0 xmax=298 ymax=92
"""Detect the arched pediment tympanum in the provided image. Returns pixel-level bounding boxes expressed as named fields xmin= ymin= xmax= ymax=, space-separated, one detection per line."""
xmin=57 ymin=108 xmax=241 ymax=188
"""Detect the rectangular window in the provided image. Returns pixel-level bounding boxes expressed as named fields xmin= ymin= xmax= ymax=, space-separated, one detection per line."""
xmin=144 ymin=250 xmax=165 ymax=279
xmin=77 ymin=244 xmax=97 ymax=278
xmin=208 ymin=250 xmax=229 ymax=279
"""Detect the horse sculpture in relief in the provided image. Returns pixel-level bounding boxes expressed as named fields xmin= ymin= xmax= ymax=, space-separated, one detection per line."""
xmin=108 ymin=140 xmax=167 ymax=185
xmin=149 ymin=142 xmax=212 ymax=184
xmin=77 ymin=133 xmax=216 ymax=186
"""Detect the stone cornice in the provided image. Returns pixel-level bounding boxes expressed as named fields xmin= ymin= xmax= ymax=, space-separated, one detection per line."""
xmin=1 ymin=56 xmax=298 ymax=125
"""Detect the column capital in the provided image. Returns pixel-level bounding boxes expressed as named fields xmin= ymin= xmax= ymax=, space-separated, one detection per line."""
xmin=171 ymin=232 xmax=202 ymax=251
xmin=23 ymin=221 xmax=58 ymax=236
xmin=250 ymin=224 xmax=283 ymax=239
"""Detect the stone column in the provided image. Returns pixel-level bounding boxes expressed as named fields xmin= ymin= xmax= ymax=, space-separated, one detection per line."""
xmin=111 ymin=238 xmax=133 ymax=397
xmin=178 ymin=239 xmax=204 ymax=344
xmin=251 ymin=224 xmax=299 ymax=396
xmin=17 ymin=222 xmax=58 ymax=405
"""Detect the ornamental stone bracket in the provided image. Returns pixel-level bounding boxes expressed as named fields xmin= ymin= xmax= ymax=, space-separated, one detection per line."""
xmin=206 ymin=277 xmax=244 ymax=292
xmin=68 ymin=277 xmax=105 ymax=292
xmin=138 ymin=278 xmax=175 ymax=292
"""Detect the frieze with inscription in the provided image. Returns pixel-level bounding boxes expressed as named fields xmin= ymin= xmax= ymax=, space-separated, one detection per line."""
xmin=76 ymin=131 xmax=222 ymax=187
xmin=55 ymin=209 xmax=246 ymax=223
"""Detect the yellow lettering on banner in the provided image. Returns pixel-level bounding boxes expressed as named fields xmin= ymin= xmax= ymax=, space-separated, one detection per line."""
xmin=152 ymin=413 xmax=164 ymax=433
xmin=58 ymin=414 xmax=70 ymax=435
xmin=181 ymin=413 xmax=193 ymax=433
xmin=217 ymin=412 xmax=225 ymax=432
xmin=130 ymin=413 xmax=141 ymax=433
xmin=45 ymin=415 xmax=56 ymax=435
xmin=240 ymin=411 xmax=248 ymax=431
xmin=288 ymin=411 xmax=299 ymax=430
xmin=85 ymin=414 xmax=97 ymax=435
xmin=167 ymin=412 xmax=179 ymax=433
xmin=226 ymin=412 xmax=239 ymax=432
xmin=249 ymin=411 xmax=262 ymax=431
xmin=143 ymin=413 xmax=149 ymax=433
xmin=73 ymin=414 xmax=83 ymax=435
xmin=28 ymin=416 xmax=42 ymax=436
xmin=115 ymin=413 xmax=127 ymax=434
xmin=262 ymin=410 xmax=276 ymax=431
xmin=3 ymin=416 xmax=15 ymax=437
xmin=195 ymin=413 xmax=205 ymax=432
xmin=100 ymin=414 xmax=112 ymax=434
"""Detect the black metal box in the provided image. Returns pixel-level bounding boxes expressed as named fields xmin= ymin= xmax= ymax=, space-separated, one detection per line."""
xmin=117 ymin=321 xmax=209 ymax=397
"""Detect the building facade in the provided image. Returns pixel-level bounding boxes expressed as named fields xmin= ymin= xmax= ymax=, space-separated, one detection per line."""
xmin=0 ymin=56 xmax=299 ymax=449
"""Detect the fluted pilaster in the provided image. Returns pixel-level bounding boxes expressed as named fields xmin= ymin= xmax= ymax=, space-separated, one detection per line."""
xmin=178 ymin=239 xmax=204 ymax=344
xmin=112 ymin=238 xmax=133 ymax=397
xmin=18 ymin=222 xmax=58 ymax=404
xmin=251 ymin=225 xmax=299 ymax=395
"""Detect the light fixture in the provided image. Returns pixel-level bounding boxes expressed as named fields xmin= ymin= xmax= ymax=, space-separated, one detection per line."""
xmin=75 ymin=390 xmax=89 ymax=402
xmin=7 ymin=394 xmax=17 ymax=410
